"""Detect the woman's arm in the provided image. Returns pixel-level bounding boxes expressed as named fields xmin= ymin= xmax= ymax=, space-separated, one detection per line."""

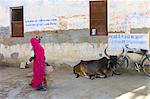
xmin=25 ymin=49 xmax=35 ymax=67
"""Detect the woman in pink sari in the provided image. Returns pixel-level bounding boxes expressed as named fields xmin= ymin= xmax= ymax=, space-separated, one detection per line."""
xmin=30 ymin=37 xmax=47 ymax=91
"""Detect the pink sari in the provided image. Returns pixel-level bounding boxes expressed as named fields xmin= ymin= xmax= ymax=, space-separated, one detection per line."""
xmin=30 ymin=37 xmax=45 ymax=89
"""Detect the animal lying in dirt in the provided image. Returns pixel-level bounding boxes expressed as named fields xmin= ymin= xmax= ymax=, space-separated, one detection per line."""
xmin=73 ymin=47 xmax=125 ymax=80
xmin=73 ymin=57 xmax=113 ymax=80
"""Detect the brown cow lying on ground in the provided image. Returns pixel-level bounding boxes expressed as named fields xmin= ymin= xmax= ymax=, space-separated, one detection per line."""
xmin=73 ymin=57 xmax=113 ymax=80
xmin=73 ymin=47 xmax=124 ymax=80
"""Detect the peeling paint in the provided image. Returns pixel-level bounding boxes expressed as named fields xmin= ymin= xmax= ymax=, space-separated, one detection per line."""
xmin=0 ymin=43 xmax=106 ymax=66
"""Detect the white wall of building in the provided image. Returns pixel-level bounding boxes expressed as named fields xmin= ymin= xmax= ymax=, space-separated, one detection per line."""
xmin=0 ymin=0 xmax=89 ymax=33
xmin=0 ymin=0 xmax=150 ymax=33
xmin=108 ymin=0 xmax=150 ymax=33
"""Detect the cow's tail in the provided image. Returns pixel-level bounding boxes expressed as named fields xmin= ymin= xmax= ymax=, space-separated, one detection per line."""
xmin=73 ymin=65 xmax=80 ymax=78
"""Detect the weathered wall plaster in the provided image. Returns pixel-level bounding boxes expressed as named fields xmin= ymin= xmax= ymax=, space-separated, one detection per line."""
xmin=0 ymin=0 xmax=150 ymax=67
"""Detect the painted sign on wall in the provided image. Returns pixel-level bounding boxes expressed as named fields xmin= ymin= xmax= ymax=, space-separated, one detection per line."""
xmin=25 ymin=17 xmax=59 ymax=31
xmin=108 ymin=33 xmax=149 ymax=50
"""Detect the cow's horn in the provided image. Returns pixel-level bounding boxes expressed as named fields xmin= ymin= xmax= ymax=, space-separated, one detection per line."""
xmin=118 ymin=47 xmax=124 ymax=58
xmin=104 ymin=46 xmax=110 ymax=57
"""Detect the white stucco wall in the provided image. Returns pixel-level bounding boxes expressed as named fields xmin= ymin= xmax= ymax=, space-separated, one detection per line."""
xmin=0 ymin=0 xmax=150 ymax=33
xmin=108 ymin=0 xmax=150 ymax=33
xmin=0 ymin=43 xmax=107 ymax=66
xmin=0 ymin=0 xmax=89 ymax=33
xmin=0 ymin=0 xmax=150 ymax=66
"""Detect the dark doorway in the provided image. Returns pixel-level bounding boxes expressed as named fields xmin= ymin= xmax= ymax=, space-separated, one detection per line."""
xmin=90 ymin=0 xmax=107 ymax=36
xmin=10 ymin=6 xmax=24 ymax=37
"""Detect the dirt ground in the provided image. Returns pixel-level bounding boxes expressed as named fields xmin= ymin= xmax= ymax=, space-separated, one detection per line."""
xmin=0 ymin=66 xmax=149 ymax=99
